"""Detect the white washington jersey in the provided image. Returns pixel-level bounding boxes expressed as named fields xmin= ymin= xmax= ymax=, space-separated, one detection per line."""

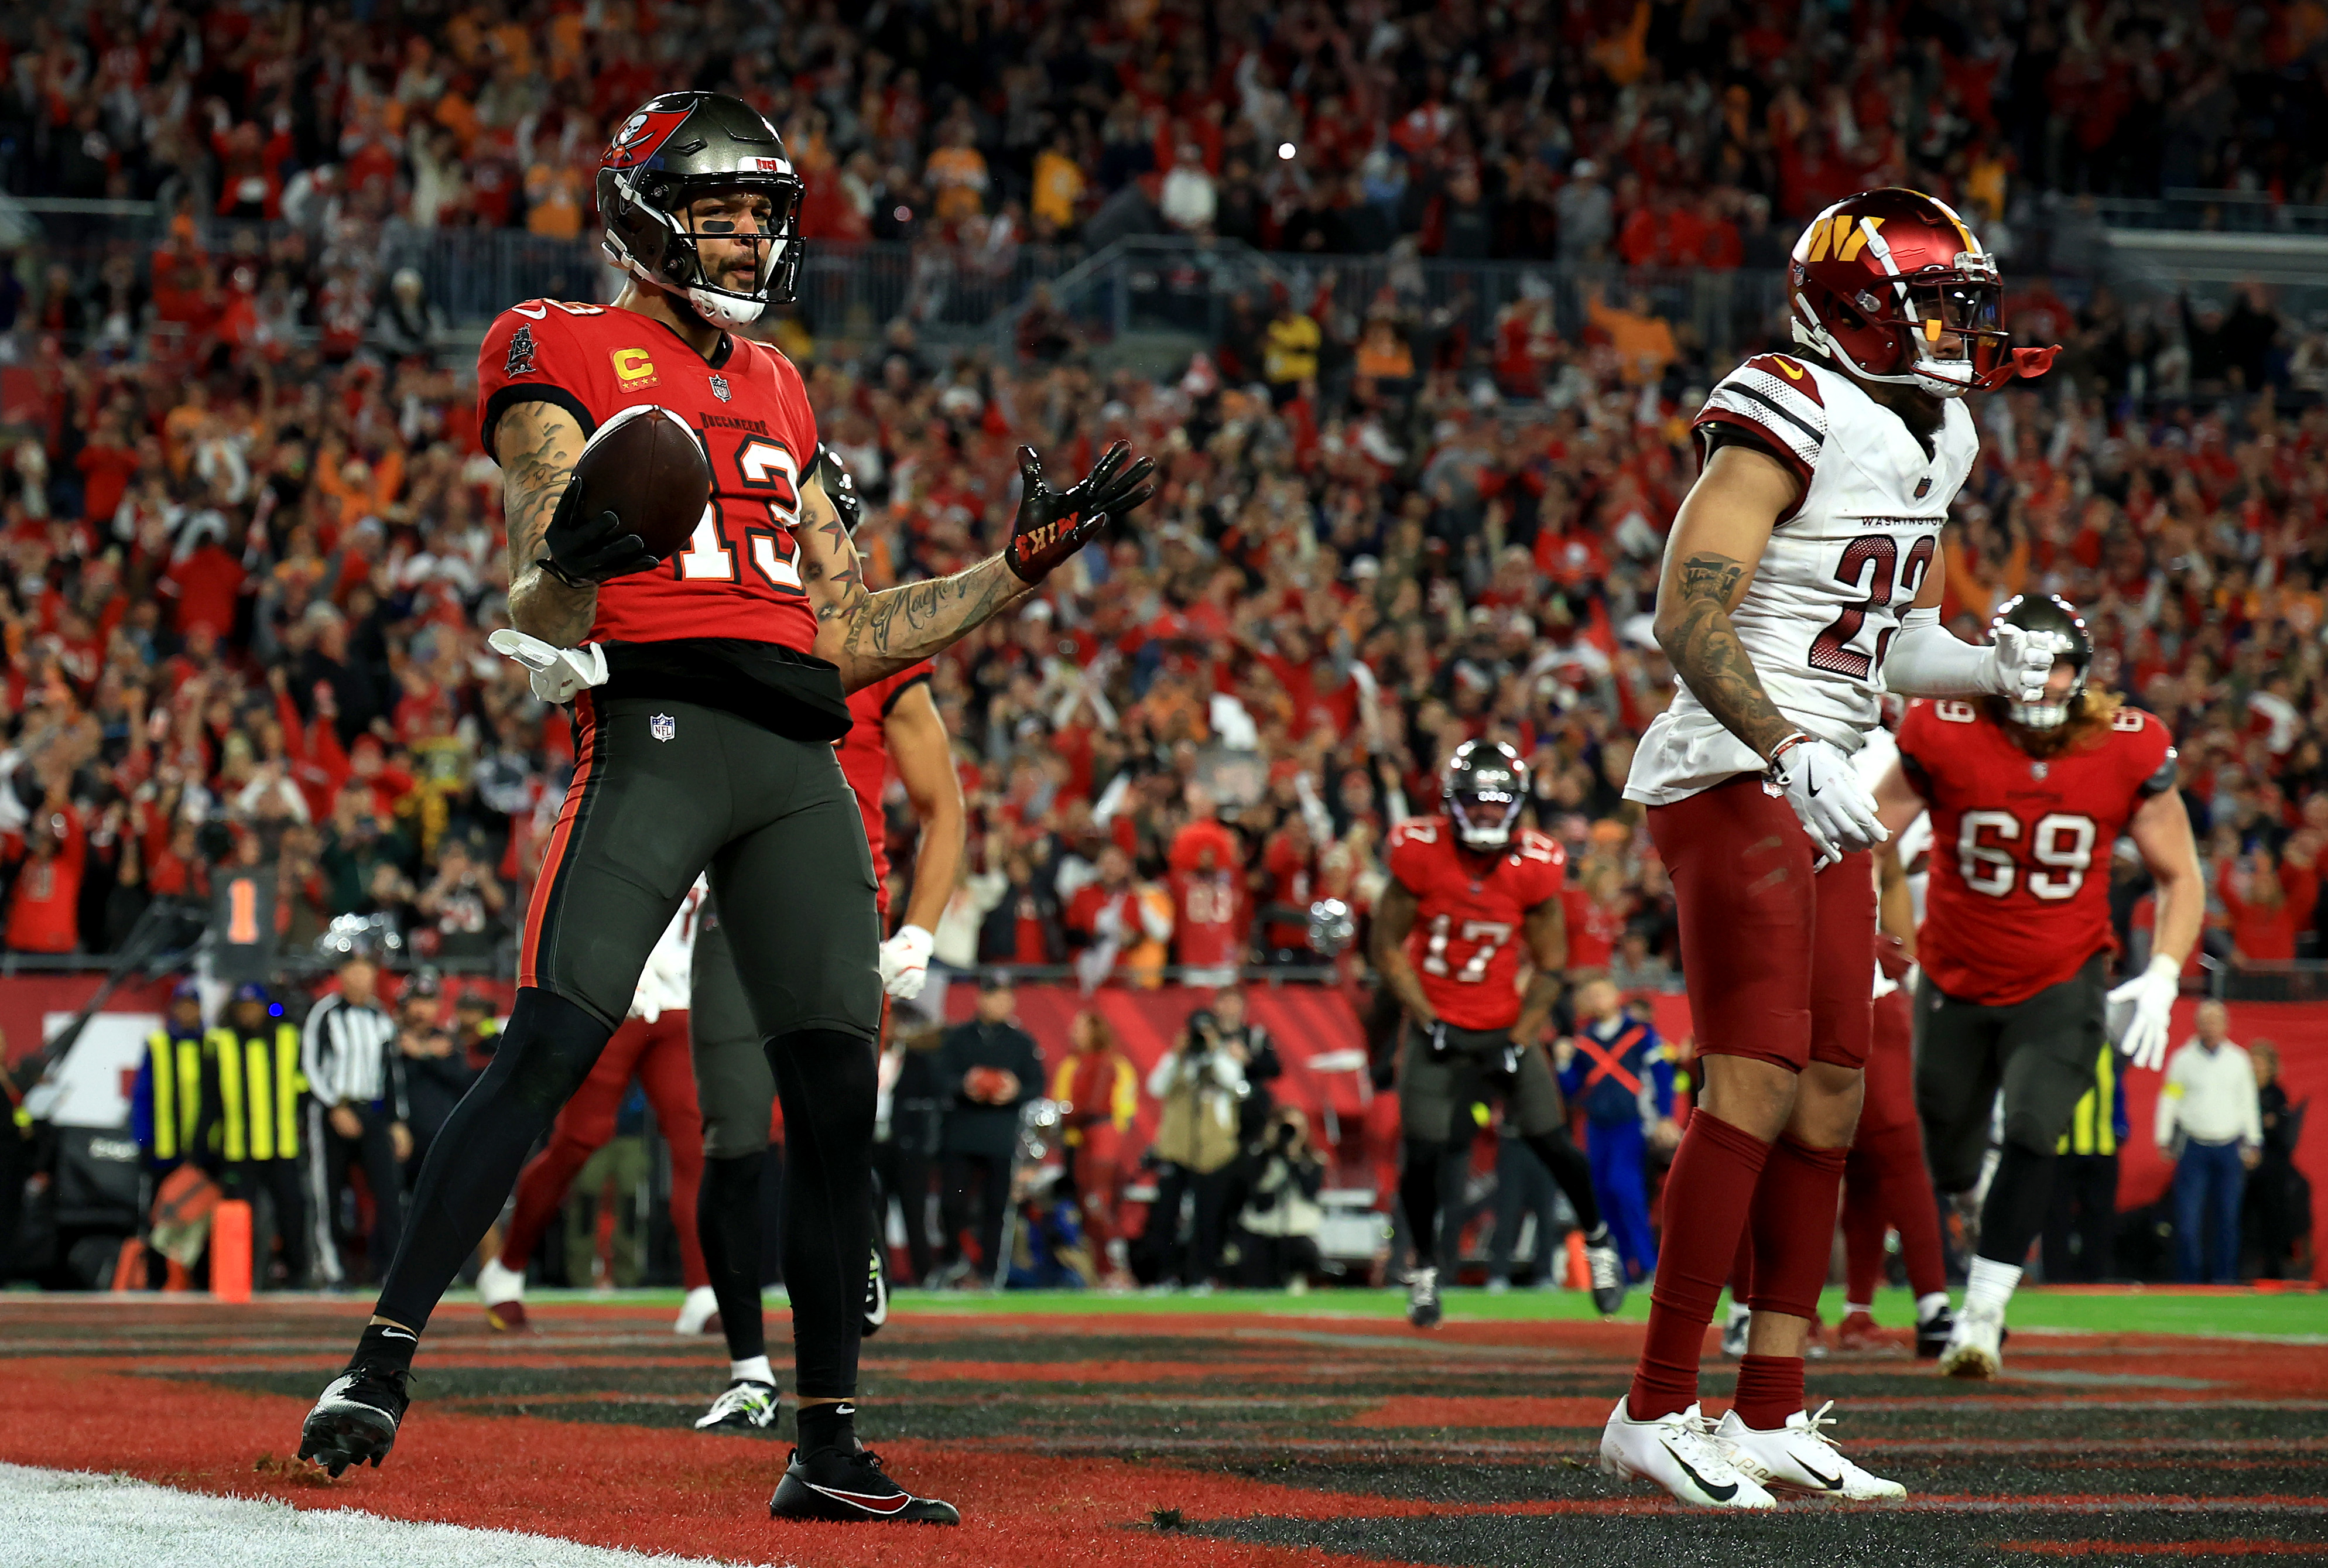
xmin=630 ymin=875 xmax=709 ymax=1023
xmin=1625 ymin=351 xmax=1978 ymax=806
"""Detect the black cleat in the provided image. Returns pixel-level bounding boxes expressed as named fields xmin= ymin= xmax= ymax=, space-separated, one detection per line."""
xmin=769 ymin=1444 xmax=960 ymax=1524
xmin=862 ymin=1241 xmax=888 ymax=1338
xmin=1916 ymin=1304 xmax=1955 ymax=1360
xmin=297 ymin=1364 xmax=410 ymax=1476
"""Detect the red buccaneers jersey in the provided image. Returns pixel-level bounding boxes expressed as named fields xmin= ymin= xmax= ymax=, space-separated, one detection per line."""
xmin=1898 ymin=699 xmax=2177 ymax=1006
xmin=1170 ymin=867 xmax=1245 ymax=973
xmin=836 ymin=665 xmax=933 ymax=909
xmin=1386 ymin=816 xmax=1566 ymax=1031
xmin=477 ymin=299 xmax=819 ymax=652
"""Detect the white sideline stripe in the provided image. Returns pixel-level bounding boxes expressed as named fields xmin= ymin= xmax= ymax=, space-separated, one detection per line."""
xmin=0 ymin=1464 xmax=761 ymax=1568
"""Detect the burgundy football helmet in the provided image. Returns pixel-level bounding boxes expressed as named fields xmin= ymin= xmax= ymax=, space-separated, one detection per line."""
xmin=1788 ymin=187 xmax=2056 ymax=399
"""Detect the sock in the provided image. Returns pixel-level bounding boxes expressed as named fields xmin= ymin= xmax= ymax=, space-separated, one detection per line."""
xmin=1844 ymin=1300 xmax=1871 ymax=1318
xmin=730 ymin=1354 xmax=775 ymax=1386
xmin=1916 ymin=1290 xmax=1952 ymax=1323
xmin=1745 ymin=1136 xmax=1849 ymax=1320
xmin=1732 ymin=1352 xmax=1804 ymax=1429
xmin=796 ymin=1399 xmax=858 ymax=1455
xmin=1964 ymin=1255 xmax=2022 ymax=1317
xmin=353 ymin=1321 xmax=419 ymax=1374
xmin=1627 ymin=1111 xmax=1770 ymax=1421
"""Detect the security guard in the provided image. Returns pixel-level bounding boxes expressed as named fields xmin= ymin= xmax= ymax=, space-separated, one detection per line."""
xmin=131 ymin=981 xmax=211 ymax=1173
xmin=205 ymin=982 xmax=311 ymax=1288
xmin=2041 ymin=1040 xmax=2129 ymax=1284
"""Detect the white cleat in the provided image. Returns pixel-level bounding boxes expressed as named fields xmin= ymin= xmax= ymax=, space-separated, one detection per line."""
xmin=1406 ymin=1266 xmax=1442 ymax=1329
xmin=477 ymin=1256 xmax=529 ymax=1330
xmin=1938 ymin=1301 xmax=2004 ymax=1379
xmin=1598 ymin=1398 xmax=1776 ymax=1509
xmin=675 ymin=1284 xmax=721 ymax=1336
xmin=1715 ymin=1401 xmax=1906 ymax=1500
xmin=694 ymin=1377 xmax=779 ymax=1432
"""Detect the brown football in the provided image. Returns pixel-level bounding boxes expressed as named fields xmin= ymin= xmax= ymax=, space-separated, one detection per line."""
xmin=569 ymin=404 xmax=711 ymax=564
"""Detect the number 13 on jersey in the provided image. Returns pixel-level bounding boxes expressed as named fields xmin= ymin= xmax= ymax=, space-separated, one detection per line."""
xmin=676 ymin=435 xmax=806 ymax=593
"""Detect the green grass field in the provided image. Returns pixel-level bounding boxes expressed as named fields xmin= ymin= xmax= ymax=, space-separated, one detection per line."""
xmin=516 ymin=1281 xmax=2327 ymax=1338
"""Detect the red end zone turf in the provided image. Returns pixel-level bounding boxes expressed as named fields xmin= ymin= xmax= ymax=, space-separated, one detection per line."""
xmin=3 ymin=1298 xmax=2324 ymax=1567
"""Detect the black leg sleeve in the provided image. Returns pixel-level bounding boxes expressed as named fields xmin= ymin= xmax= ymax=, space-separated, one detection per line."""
xmin=1519 ymin=1128 xmax=1603 ymax=1237
xmin=698 ymin=1151 xmax=768 ymax=1364
xmin=1975 ymin=1140 xmax=2059 ymax=1269
xmin=767 ymin=1028 xmax=877 ymax=1400
xmin=1399 ymin=1139 xmax=1447 ymax=1270
xmin=374 ymin=988 xmax=614 ymax=1331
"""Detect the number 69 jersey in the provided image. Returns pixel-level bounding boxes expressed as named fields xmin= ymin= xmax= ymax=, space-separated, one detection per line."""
xmin=1386 ymin=816 xmax=1565 ymax=1031
xmin=1897 ymin=697 xmax=2176 ymax=1006
xmin=1626 ymin=352 xmax=1976 ymax=806
xmin=477 ymin=299 xmax=819 ymax=652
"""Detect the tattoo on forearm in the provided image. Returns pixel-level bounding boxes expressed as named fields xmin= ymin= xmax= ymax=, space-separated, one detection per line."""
xmin=1661 ymin=550 xmax=1795 ymax=758
xmin=501 ymin=410 xmax=597 ymax=646
xmin=825 ymin=554 xmax=1025 ymax=690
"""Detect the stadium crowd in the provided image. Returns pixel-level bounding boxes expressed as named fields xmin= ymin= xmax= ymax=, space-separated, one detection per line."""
xmin=1 ymin=0 xmax=2326 ymax=1293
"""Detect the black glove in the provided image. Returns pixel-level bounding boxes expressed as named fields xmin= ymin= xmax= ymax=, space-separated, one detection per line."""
xmin=1488 ymin=1038 xmax=1524 ymax=1090
xmin=1005 ymin=440 xmax=1155 ymax=583
xmin=536 ymin=477 xmax=659 ymax=588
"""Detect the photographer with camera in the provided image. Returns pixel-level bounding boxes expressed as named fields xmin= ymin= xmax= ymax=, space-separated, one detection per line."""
xmin=1140 ymin=1004 xmax=1248 ymax=1290
xmin=1235 ymin=1106 xmax=1325 ymax=1290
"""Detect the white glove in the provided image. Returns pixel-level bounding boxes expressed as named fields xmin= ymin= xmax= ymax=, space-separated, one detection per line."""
xmin=878 ymin=924 xmax=935 ymax=1001
xmin=2107 ymin=953 xmax=2180 ymax=1073
xmin=488 ymin=628 xmax=609 ymax=705
xmin=1984 ymin=622 xmax=2057 ymax=704
xmin=1768 ymin=735 xmax=1888 ymax=866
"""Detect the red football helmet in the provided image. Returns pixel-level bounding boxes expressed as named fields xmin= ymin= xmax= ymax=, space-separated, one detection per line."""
xmin=1788 ymin=188 xmax=2055 ymax=398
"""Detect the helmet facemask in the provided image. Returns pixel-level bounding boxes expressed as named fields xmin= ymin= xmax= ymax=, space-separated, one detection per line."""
xmin=600 ymin=166 xmax=802 ymax=328
xmin=1791 ymin=259 xmax=2009 ymax=400
xmin=1443 ymin=741 xmax=1531 ymax=852
xmin=2002 ymin=632 xmax=2084 ymax=729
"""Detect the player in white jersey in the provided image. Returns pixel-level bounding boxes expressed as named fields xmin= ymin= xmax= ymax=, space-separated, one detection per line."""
xmin=1598 ymin=187 xmax=2061 ymax=1509
xmin=478 ymin=877 xmax=714 ymax=1334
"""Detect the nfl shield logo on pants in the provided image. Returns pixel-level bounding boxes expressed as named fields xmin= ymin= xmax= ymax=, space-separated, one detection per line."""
xmin=650 ymin=713 xmax=676 ymax=742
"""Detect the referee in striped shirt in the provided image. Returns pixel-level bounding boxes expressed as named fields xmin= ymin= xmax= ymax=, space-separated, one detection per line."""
xmin=303 ymin=952 xmax=409 ymax=1287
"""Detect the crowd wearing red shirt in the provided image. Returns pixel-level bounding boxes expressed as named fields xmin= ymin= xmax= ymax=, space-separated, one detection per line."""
xmin=0 ymin=4 xmax=2324 ymax=994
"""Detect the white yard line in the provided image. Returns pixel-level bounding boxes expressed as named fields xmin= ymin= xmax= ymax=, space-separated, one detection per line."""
xmin=0 ymin=1464 xmax=768 ymax=1568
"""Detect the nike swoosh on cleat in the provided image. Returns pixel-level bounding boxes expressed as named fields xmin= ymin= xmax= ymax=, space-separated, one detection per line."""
xmin=1660 ymin=1440 xmax=1738 ymax=1502
xmin=809 ymin=1484 xmax=914 ymax=1516
xmin=1796 ymin=1459 xmax=1846 ymax=1491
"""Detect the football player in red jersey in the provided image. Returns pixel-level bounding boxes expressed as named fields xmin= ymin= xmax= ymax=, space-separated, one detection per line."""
xmin=1872 ymin=594 xmax=2203 ymax=1378
xmin=686 ymin=445 xmax=966 ymax=1433
xmin=297 ymin=93 xmax=1151 ymax=1526
xmin=1371 ymin=741 xmax=1625 ymax=1329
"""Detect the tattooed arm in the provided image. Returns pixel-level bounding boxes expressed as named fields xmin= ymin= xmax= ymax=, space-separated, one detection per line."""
xmin=1650 ymin=443 xmax=1802 ymax=760
xmin=498 ymin=401 xmax=599 ymax=646
xmin=799 ymin=475 xmax=1034 ymax=694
